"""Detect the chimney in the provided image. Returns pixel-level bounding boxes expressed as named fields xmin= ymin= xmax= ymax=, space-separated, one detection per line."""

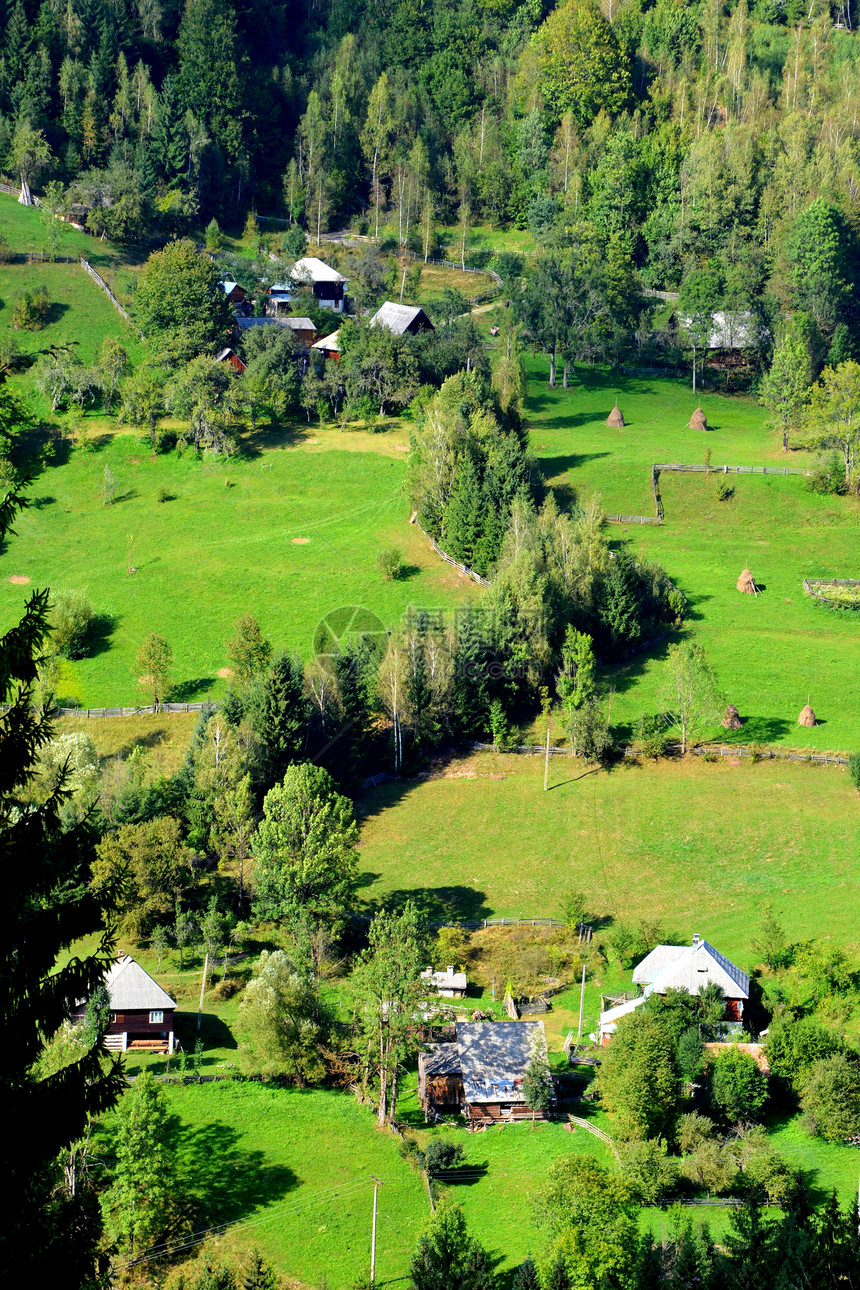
xmin=692 ymin=933 xmax=701 ymax=948
xmin=446 ymin=966 xmax=454 ymax=975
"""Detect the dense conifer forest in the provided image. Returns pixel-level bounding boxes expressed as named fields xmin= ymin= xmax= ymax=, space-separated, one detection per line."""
xmin=1 ymin=0 xmax=859 ymax=357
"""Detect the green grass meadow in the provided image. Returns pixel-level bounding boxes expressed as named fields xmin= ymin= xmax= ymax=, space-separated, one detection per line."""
xmin=356 ymin=750 xmax=860 ymax=966
xmin=0 ymin=425 xmax=478 ymax=705
xmin=524 ymin=359 xmax=860 ymax=752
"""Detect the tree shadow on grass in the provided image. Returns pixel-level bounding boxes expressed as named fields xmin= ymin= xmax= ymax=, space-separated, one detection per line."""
xmin=719 ymin=716 xmax=793 ymax=744
xmin=44 ymin=301 xmax=70 ymax=327
xmin=169 ymin=678 xmax=216 ymax=702
xmin=241 ymin=420 xmax=314 ymax=459
xmin=537 ymin=451 xmax=612 ymax=479
xmin=168 ymin=1114 xmax=298 ymax=1228
xmin=360 ymin=884 xmax=493 ymax=926
xmin=84 ymin=612 xmax=117 ymax=658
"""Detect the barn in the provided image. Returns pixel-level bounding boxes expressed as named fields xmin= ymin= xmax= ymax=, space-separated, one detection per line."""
xmin=418 ymin=1020 xmax=553 ymax=1123
xmin=369 ymin=301 xmax=435 ymax=335
xmin=73 ymin=953 xmax=177 ymax=1054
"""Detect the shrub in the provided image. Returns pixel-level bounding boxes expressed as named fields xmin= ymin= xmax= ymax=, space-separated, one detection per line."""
xmin=849 ymin=752 xmax=860 ymax=793
xmin=423 ymin=1138 xmax=465 ymax=1174
xmin=709 ymin=1046 xmax=768 ymax=1123
xmin=676 ymin=1112 xmax=715 ymax=1155
xmin=377 ymin=546 xmax=404 ymax=581
xmin=619 ymin=1138 xmax=677 ymax=1203
xmin=636 ymin=714 xmax=668 ymax=759
xmin=808 ymin=450 xmax=846 ymax=495
xmin=12 ymin=286 xmax=50 ymax=330
xmin=157 ymin=485 xmax=172 ymax=503
xmin=715 ymin=478 xmax=734 ymax=501
xmin=50 ymin=589 xmax=95 ymax=659
xmin=0 ymin=233 xmax=13 ymax=263
xmin=800 ymin=1054 xmax=860 ymax=1141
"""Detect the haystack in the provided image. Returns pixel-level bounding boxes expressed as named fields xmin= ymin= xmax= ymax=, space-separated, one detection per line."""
xmin=798 ymin=704 xmax=817 ymax=727
xmin=606 ymin=402 xmax=625 ymax=428
xmin=689 ymin=407 xmax=708 ymax=430
xmin=736 ymin=568 xmax=758 ymax=595
xmin=721 ymin=704 xmax=742 ymax=730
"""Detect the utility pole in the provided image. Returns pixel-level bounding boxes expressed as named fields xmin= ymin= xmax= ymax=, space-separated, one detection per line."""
xmin=197 ymin=952 xmax=209 ymax=1032
xmin=370 ymin=1176 xmax=381 ymax=1286
xmin=576 ymin=962 xmax=587 ymax=1042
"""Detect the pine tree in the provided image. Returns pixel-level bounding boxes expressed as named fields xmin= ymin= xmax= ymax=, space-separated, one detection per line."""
xmin=444 ymin=449 xmax=485 ymax=570
xmin=511 ymin=1258 xmax=540 ymax=1290
xmin=253 ymin=653 xmax=307 ymax=791
xmin=330 ymin=644 xmax=373 ymax=786
xmin=2 ymin=478 xmax=122 ymax=1284
xmin=103 ymin=1070 xmax=177 ymax=1259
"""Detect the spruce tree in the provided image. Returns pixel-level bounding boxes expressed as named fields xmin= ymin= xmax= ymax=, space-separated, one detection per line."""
xmin=1 ymin=480 xmax=122 ymax=1285
xmin=254 ymin=653 xmax=307 ymax=792
xmin=444 ymin=449 xmax=485 ymax=571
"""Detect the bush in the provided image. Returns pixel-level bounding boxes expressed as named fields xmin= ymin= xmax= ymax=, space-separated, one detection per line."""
xmin=619 ymin=1138 xmax=677 ymax=1203
xmin=636 ymin=714 xmax=668 ymax=759
xmin=423 ymin=1138 xmax=465 ymax=1174
xmin=377 ymin=546 xmax=404 ymax=581
xmin=157 ymin=485 xmax=172 ymax=503
xmin=51 ymin=589 xmax=95 ymax=659
xmin=800 ymin=1054 xmax=860 ymax=1141
xmin=808 ymin=450 xmax=846 ymax=495
xmin=12 ymin=287 xmax=50 ymax=331
xmin=211 ymin=976 xmax=242 ymax=1001
xmin=709 ymin=1046 xmax=768 ymax=1123
xmin=849 ymin=752 xmax=860 ymax=793
xmin=715 ymin=478 xmax=734 ymax=501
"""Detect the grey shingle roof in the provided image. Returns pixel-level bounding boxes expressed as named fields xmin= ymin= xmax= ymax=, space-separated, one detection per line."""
xmin=291 ymin=256 xmax=347 ymax=285
xmin=369 ymin=301 xmax=430 ymax=335
xmin=633 ymin=938 xmax=749 ymax=1000
xmin=422 ymin=1042 xmax=461 ymax=1077
xmin=105 ymin=955 xmax=176 ymax=1011
xmin=456 ymin=1021 xmax=549 ymax=1104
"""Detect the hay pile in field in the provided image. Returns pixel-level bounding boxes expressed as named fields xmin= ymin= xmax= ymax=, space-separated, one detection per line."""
xmin=689 ymin=407 xmax=708 ymax=430
xmin=736 ymin=568 xmax=758 ymax=595
xmin=606 ymin=403 xmax=625 ymax=428
xmin=798 ymin=704 xmax=817 ymax=727
xmin=721 ymin=704 xmax=742 ymax=730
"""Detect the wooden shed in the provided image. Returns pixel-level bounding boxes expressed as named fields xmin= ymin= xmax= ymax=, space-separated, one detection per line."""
xmin=72 ymin=953 xmax=177 ymax=1054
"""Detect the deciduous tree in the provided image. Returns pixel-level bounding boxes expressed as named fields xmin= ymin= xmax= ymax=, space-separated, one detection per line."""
xmin=657 ymin=641 xmax=721 ymax=755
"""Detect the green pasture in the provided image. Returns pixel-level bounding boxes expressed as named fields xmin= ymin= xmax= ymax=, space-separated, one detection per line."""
xmin=525 ymin=360 xmax=860 ymax=752
xmin=356 ymin=750 xmax=860 ymax=968
xmin=125 ymin=1080 xmax=429 ymax=1290
xmin=0 ymin=423 xmax=478 ymax=704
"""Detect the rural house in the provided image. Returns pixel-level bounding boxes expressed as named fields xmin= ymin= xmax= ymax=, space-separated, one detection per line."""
xmin=266 ymin=282 xmax=293 ymax=316
xmin=312 ymin=329 xmax=341 ymax=361
xmin=418 ymin=1020 xmax=553 ymax=1122
xmin=421 ymin=965 xmax=467 ymax=998
xmin=369 ymin=301 xmax=434 ymax=335
xmin=290 ymin=257 xmax=349 ymax=312
xmin=598 ymin=934 xmax=749 ymax=1044
xmin=282 ymin=316 xmax=316 ymax=347
xmin=72 ymin=953 xmax=177 ymax=1054
xmin=219 ymin=280 xmax=248 ymax=306
xmin=215 ymin=347 xmax=247 ymax=374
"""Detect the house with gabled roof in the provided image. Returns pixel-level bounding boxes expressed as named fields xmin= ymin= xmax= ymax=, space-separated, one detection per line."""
xmin=72 ymin=953 xmax=177 ymax=1054
xmin=598 ymin=934 xmax=749 ymax=1044
xmin=369 ymin=301 xmax=434 ymax=336
xmin=418 ymin=1020 xmax=554 ymax=1122
xmin=290 ymin=257 xmax=349 ymax=312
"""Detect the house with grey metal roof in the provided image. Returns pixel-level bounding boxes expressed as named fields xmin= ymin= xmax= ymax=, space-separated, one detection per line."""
xmin=597 ymin=934 xmax=749 ymax=1044
xmin=418 ymin=1020 xmax=553 ymax=1122
xmin=369 ymin=301 xmax=434 ymax=336
xmin=72 ymin=954 xmax=177 ymax=1055
xmin=420 ymin=965 xmax=467 ymax=998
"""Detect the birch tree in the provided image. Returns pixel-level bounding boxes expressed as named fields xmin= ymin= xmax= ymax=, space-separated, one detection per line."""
xmin=657 ymin=641 xmax=721 ymax=755
xmin=353 ymin=902 xmax=425 ymax=1126
xmin=361 ymin=73 xmax=394 ymax=239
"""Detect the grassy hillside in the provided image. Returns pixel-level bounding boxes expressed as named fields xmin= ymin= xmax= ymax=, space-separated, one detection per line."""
xmin=356 ymin=750 xmax=860 ymax=963
xmin=524 ymin=360 xmax=860 ymax=752
xmin=0 ymin=423 xmax=479 ymax=705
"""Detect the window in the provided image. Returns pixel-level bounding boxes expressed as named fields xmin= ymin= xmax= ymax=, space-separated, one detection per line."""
xmin=110 ymin=1013 xmax=117 ymax=1023
xmin=149 ymin=1011 xmax=164 ymax=1024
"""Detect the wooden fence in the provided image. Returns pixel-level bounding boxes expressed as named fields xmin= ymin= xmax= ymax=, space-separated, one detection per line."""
xmin=655 ymin=462 xmax=812 ymax=477
xmin=468 ymin=739 xmax=849 ymax=767
xmin=803 ymin=577 xmax=860 ymax=606
xmin=412 ymin=517 xmax=491 ymax=586
xmin=604 ymin=513 xmax=662 ymax=525
xmin=52 ymin=702 xmax=212 ymax=718
xmin=79 ymin=258 xmax=143 ymax=337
